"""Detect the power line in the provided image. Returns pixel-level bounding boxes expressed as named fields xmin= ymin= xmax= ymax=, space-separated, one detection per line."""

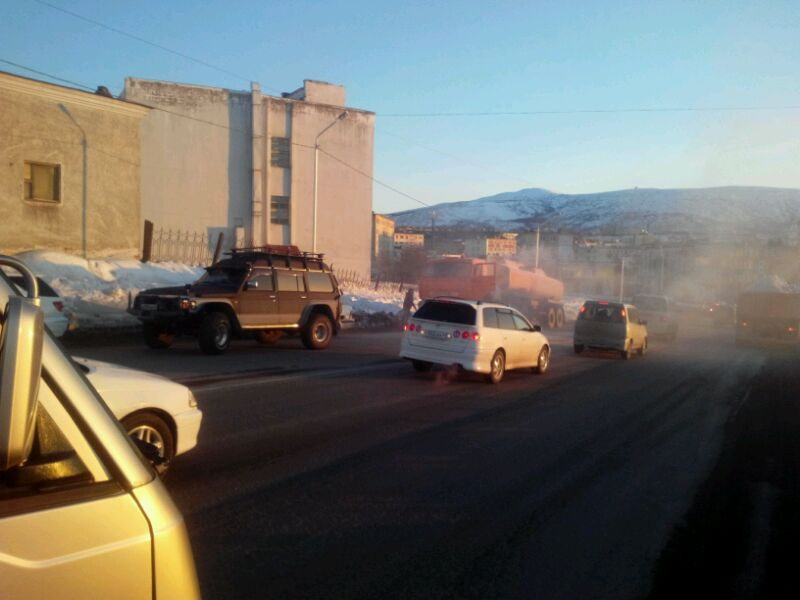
xmin=376 ymin=126 xmax=538 ymax=187
xmin=380 ymin=105 xmax=800 ymax=118
xmin=318 ymin=148 xmax=430 ymax=208
xmin=0 ymin=58 xmax=95 ymax=91
xmin=31 ymin=0 xmax=283 ymax=94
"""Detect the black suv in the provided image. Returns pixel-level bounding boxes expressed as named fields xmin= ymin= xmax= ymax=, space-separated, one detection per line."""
xmin=129 ymin=246 xmax=342 ymax=354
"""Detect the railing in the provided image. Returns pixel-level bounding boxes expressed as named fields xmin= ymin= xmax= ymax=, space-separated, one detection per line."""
xmin=149 ymin=227 xmax=215 ymax=266
xmin=336 ymin=269 xmax=408 ymax=293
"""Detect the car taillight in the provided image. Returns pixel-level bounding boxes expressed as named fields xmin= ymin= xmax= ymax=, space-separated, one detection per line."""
xmin=403 ymin=324 xmax=409 ymax=331
xmin=462 ymin=331 xmax=469 ymax=339
xmin=53 ymin=301 xmax=64 ymax=313
xmin=620 ymin=308 xmax=626 ymax=318
xmin=409 ymin=323 xmax=415 ymax=331
xmin=741 ymin=321 xmax=748 ymax=327
xmin=789 ymin=326 xmax=797 ymax=333
xmin=579 ymin=305 xmax=587 ymax=313
xmin=472 ymin=332 xmax=480 ymax=341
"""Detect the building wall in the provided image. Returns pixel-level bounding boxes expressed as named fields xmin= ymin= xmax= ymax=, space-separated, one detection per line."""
xmin=126 ymin=78 xmax=374 ymax=276
xmin=373 ymin=213 xmax=395 ymax=258
xmin=0 ymin=72 xmax=147 ymax=255
xmin=123 ymin=79 xmax=252 ymax=250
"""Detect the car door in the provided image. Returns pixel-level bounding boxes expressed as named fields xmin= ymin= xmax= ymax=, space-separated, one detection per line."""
xmin=275 ymin=270 xmax=307 ymax=325
xmin=238 ymin=268 xmax=280 ymax=327
xmin=512 ymin=311 xmax=538 ymax=368
xmin=0 ymin=379 xmax=153 ymax=600
xmin=495 ymin=309 xmax=520 ymax=366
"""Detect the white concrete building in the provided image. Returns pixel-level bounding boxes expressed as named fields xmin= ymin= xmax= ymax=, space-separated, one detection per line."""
xmin=123 ymin=78 xmax=375 ymax=276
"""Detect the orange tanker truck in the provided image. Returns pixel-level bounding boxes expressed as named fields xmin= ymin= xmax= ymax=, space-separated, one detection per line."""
xmin=418 ymin=256 xmax=567 ymax=328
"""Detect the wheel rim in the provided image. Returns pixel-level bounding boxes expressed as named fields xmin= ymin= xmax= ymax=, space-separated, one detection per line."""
xmin=492 ymin=353 xmax=504 ymax=379
xmin=539 ymin=348 xmax=549 ymax=371
xmin=313 ymin=322 xmax=329 ymax=342
xmin=128 ymin=425 xmax=165 ymax=458
xmin=215 ymin=323 xmax=229 ymax=346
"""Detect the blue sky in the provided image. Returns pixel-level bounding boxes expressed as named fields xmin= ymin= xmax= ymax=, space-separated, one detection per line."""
xmin=3 ymin=0 xmax=800 ymax=213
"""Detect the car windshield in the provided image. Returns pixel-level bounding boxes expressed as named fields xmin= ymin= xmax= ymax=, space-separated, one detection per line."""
xmin=414 ymin=300 xmax=476 ymax=325
xmin=196 ymin=267 xmax=246 ymax=288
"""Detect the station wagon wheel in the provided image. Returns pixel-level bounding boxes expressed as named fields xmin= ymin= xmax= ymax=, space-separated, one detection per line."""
xmin=302 ymin=313 xmax=333 ymax=350
xmin=487 ymin=349 xmax=505 ymax=384
xmin=638 ymin=338 xmax=648 ymax=356
xmin=122 ymin=412 xmax=175 ymax=476
xmin=199 ymin=312 xmax=231 ymax=355
xmin=620 ymin=341 xmax=632 ymax=360
xmin=534 ymin=345 xmax=550 ymax=374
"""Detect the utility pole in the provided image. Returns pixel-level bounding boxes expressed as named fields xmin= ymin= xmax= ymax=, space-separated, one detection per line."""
xmin=619 ymin=257 xmax=626 ymax=302
xmin=535 ymin=225 xmax=541 ymax=270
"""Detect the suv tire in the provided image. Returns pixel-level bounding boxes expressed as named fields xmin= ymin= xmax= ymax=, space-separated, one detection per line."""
xmin=302 ymin=313 xmax=333 ymax=350
xmin=143 ymin=322 xmax=174 ymax=349
xmin=199 ymin=312 xmax=231 ymax=355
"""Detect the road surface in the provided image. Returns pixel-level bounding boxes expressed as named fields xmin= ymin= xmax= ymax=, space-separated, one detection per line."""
xmin=71 ymin=325 xmax=767 ymax=598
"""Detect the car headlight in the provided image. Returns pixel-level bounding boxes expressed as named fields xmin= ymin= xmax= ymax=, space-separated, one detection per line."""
xmin=188 ymin=390 xmax=198 ymax=408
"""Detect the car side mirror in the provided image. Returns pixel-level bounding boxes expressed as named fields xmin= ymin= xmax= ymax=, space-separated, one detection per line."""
xmin=0 ymin=295 xmax=45 ymax=470
xmin=532 ymin=324 xmax=542 ymax=332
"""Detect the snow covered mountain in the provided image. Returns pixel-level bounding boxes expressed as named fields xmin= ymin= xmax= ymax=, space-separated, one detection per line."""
xmin=390 ymin=186 xmax=800 ymax=235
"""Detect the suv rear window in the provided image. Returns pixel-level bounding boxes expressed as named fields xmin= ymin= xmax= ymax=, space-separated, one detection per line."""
xmin=579 ymin=301 xmax=625 ymax=323
xmin=307 ymin=272 xmax=334 ymax=293
xmin=415 ymin=301 xmax=476 ymax=325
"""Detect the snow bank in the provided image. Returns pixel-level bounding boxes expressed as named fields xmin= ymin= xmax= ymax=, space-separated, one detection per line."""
xmin=11 ymin=250 xmax=405 ymax=330
xmin=14 ymin=251 xmax=203 ymax=330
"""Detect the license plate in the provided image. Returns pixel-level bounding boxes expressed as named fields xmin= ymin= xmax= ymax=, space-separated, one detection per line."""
xmin=141 ymin=303 xmax=158 ymax=311
xmin=426 ymin=330 xmax=450 ymax=340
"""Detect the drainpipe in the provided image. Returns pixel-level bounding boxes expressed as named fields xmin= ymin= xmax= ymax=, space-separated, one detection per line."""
xmin=58 ymin=104 xmax=87 ymax=258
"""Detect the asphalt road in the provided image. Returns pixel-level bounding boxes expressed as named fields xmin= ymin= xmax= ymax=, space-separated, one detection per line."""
xmin=71 ymin=325 xmax=767 ymax=598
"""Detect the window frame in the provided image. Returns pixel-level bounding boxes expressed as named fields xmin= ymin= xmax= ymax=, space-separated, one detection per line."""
xmin=270 ymin=195 xmax=291 ymax=225
xmin=23 ymin=160 xmax=62 ymax=205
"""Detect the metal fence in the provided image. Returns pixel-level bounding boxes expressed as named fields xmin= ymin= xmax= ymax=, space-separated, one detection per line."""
xmin=336 ymin=269 xmax=408 ymax=293
xmin=149 ymin=227 xmax=215 ymax=266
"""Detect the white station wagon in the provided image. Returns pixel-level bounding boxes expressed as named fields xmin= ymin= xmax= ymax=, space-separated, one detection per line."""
xmin=400 ymin=298 xmax=551 ymax=383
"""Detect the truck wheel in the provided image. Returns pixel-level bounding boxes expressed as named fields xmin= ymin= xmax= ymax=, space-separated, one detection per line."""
xmin=143 ymin=323 xmax=174 ymax=349
xmin=122 ymin=412 xmax=175 ymax=476
xmin=302 ymin=313 xmax=333 ymax=350
xmin=486 ymin=350 xmax=505 ymax=384
xmin=555 ymin=308 xmax=565 ymax=328
xmin=198 ymin=312 xmax=231 ymax=355
xmin=256 ymin=330 xmax=283 ymax=346
xmin=547 ymin=308 xmax=557 ymax=329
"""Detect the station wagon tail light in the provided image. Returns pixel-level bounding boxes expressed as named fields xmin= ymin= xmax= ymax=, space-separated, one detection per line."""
xmin=462 ymin=331 xmax=470 ymax=339
xmin=472 ymin=332 xmax=480 ymax=341
xmin=579 ymin=305 xmax=586 ymax=314
xmin=620 ymin=308 xmax=626 ymax=317
xmin=53 ymin=301 xmax=64 ymax=313
xmin=407 ymin=323 xmax=415 ymax=332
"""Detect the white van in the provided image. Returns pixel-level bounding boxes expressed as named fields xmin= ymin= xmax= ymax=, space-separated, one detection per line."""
xmin=0 ymin=256 xmax=200 ymax=599
xmin=573 ymin=300 xmax=648 ymax=359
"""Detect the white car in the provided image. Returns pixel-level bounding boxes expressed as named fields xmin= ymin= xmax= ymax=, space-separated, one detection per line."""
xmin=73 ymin=357 xmax=203 ymax=473
xmin=9 ymin=274 xmax=72 ymax=336
xmin=400 ymin=298 xmax=551 ymax=383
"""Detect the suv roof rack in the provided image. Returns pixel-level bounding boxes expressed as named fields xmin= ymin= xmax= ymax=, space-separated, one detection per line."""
xmin=224 ymin=245 xmax=329 ymax=271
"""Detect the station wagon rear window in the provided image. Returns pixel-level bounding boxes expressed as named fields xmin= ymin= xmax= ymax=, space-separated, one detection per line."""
xmin=579 ymin=302 xmax=625 ymax=323
xmin=414 ymin=301 xmax=476 ymax=325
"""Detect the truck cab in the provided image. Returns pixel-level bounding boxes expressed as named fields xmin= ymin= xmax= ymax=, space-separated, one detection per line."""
xmin=0 ymin=256 xmax=200 ymax=599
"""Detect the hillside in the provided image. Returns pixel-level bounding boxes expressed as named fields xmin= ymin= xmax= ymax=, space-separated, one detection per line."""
xmin=390 ymin=186 xmax=800 ymax=235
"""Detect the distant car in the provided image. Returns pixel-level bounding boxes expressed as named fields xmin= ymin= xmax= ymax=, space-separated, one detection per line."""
xmin=8 ymin=274 xmax=71 ymax=337
xmin=399 ymin=298 xmax=551 ymax=384
xmin=573 ymin=300 xmax=648 ymax=359
xmin=632 ymin=294 xmax=679 ymax=340
xmin=706 ymin=301 xmax=736 ymax=326
xmin=73 ymin=357 xmax=203 ymax=474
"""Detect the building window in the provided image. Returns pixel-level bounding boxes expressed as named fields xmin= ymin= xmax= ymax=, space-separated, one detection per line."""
xmin=24 ymin=161 xmax=60 ymax=204
xmin=271 ymin=195 xmax=290 ymax=225
xmin=270 ymin=137 xmax=291 ymax=168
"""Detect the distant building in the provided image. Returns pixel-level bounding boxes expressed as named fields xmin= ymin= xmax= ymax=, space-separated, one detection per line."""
xmin=372 ymin=213 xmax=395 ymax=267
xmin=123 ymin=77 xmax=375 ymax=276
xmin=0 ymin=70 xmax=149 ymax=256
xmin=465 ymin=236 xmax=517 ymax=258
xmin=393 ymin=231 xmax=425 ymax=256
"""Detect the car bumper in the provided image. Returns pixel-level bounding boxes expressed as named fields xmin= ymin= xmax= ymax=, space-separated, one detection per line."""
xmin=574 ymin=336 xmax=627 ymax=351
xmin=173 ymin=407 xmax=203 ymax=456
xmin=399 ymin=341 xmax=488 ymax=373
